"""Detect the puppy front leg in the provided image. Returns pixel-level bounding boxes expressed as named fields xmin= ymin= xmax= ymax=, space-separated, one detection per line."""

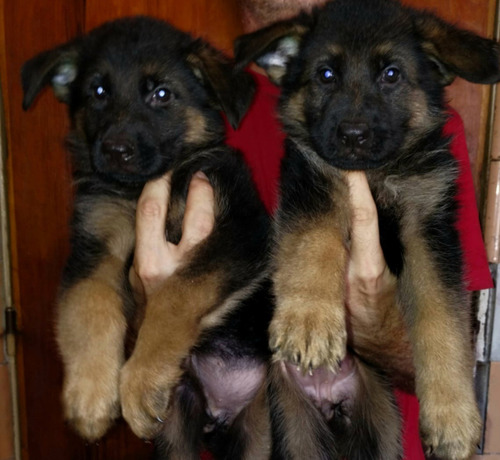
xmin=401 ymin=236 xmax=481 ymax=459
xmin=120 ymin=270 xmax=222 ymax=439
xmin=271 ymin=152 xmax=351 ymax=373
xmin=57 ymin=256 xmax=127 ymax=441
xmin=271 ymin=216 xmax=349 ymax=373
xmin=269 ymin=148 xmax=350 ymax=373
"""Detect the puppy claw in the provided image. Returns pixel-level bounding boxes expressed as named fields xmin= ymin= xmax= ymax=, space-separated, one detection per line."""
xmin=62 ymin=366 xmax=120 ymax=441
xmin=120 ymin=357 xmax=181 ymax=439
xmin=420 ymin=392 xmax=482 ymax=460
xmin=269 ymin=300 xmax=347 ymax=373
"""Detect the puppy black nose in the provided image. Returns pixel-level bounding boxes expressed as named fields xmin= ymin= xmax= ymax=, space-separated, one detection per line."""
xmin=337 ymin=122 xmax=372 ymax=149
xmin=102 ymin=139 xmax=134 ymax=160
xmin=101 ymin=139 xmax=135 ymax=168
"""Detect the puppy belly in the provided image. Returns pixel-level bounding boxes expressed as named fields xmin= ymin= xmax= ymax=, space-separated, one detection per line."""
xmin=191 ymin=354 xmax=266 ymax=428
xmin=283 ymin=354 xmax=358 ymax=420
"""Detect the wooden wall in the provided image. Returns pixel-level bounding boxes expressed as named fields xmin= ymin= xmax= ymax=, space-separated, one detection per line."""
xmin=0 ymin=0 xmax=495 ymax=458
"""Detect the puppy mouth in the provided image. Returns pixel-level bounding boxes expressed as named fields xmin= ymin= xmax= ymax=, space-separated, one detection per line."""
xmin=327 ymin=148 xmax=391 ymax=170
xmin=91 ymin=136 xmax=164 ymax=183
xmin=319 ymin=141 xmax=392 ymax=170
xmin=313 ymin=121 xmax=394 ymax=170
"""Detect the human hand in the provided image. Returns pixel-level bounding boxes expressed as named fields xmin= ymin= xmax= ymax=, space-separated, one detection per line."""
xmin=345 ymin=171 xmax=397 ymax=332
xmin=345 ymin=171 xmax=414 ymax=387
xmin=129 ymin=171 xmax=215 ymax=302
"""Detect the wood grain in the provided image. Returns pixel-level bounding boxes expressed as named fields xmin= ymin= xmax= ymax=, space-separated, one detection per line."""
xmin=402 ymin=0 xmax=497 ymax=202
xmin=0 ymin=0 xmax=494 ymax=458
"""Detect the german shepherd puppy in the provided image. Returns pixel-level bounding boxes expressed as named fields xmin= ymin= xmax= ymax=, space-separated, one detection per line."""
xmin=235 ymin=0 xmax=500 ymax=458
xmin=22 ymin=17 xmax=273 ymax=459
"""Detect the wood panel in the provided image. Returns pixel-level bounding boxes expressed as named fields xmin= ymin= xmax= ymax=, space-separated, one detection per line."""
xmin=83 ymin=0 xmax=243 ymax=54
xmin=401 ymin=0 xmax=497 ymax=202
xmin=0 ymin=1 xmax=243 ymax=458
xmin=0 ymin=0 xmax=495 ymax=459
xmin=3 ymin=2 xmax=83 ymax=458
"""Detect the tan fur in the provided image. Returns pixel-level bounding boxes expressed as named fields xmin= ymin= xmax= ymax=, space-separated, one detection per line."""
xmin=373 ymin=42 xmax=396 ymax=56
xmin=405 ymin=88 xmax=444 ymax=144
xmin=184 ymin=106 xmax=211 ymax=146
xmin=160 ymin=394 xmax=200 ymax=460
xmin=400 ymin=233 xmax=481 ymax=459
xmin=241 ymin=382 xmax=272 ymax=460
xmin=381 ymin=169 xmax=482 ymax=457
xmin=355 ymin=360 xmax=402 ymax=458
xmin=407 ymin=89 xmax=432 ymax=130
xmin=325 ymin=43 xmax=343 ymax=56
xmin=268 ymin=361 xmax=336 ymax=459
xmin=81 ymin=197 xmax=136 ymax=260
xmin=280 ymin=88 xmax=306 ymax=125
xmin=233 ymin=2 xmax=498 ymax=456
xmin=348 ymin=280 xmax=415 ymax=392
xmin=120 ymin=270 xmax=225 ymax=439
xmin=271 ymin=182 xmax=351 ymax=372
xmin=56 ymin=256 xmax=128 ymax=440
xmin=416 ymin=19 xmax=477 ymax=81
xmin=371 ymin=167 xmax=455 ymax=214
xmin=200 ymin=274 xmax=268 ymax=329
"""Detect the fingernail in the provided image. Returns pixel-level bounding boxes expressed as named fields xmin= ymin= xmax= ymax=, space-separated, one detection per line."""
xmin=194 ymin=171 xmax=208 ymax=180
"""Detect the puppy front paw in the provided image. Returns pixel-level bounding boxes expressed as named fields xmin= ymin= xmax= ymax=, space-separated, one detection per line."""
xmin=269 ymin=300 xmax=346 ymax=373
xmin=420 ymin=390 xmax=481 ymax=460
xmin=120 ymin=356 xmax=182 ymax=439
xmin=63 ymin=364 xmax=120 ymax=441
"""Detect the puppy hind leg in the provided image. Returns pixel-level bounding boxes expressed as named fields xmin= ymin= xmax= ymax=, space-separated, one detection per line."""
xmin=401 ymin=239 xmax=481 ymax=459
xmin=152 ymin=377 xmax=206 ymax=460
xmin=339 ymin=358 xmax=402 ymax=460
xmin=57 ymin=256 xmax=128 ymax=441
xmin=211 ymin=380 xmax=271 ymax=460
xmin=268 ymin=361 xmax=338 ymax=460
xmin=270 ymin=356 xmax=401 ymax=460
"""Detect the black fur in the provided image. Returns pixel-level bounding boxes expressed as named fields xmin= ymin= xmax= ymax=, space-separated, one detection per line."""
xmin=235 ymin=0 xmax=500 ymax=458
xmin=22 ymin=16 xmax=272 ymax=459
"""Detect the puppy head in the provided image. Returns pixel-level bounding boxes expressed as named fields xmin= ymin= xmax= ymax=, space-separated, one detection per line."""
xmin=22 ymin=17 xmax=255 ymax=184
xmin=235 ymin=0 xmax=500 ymax=170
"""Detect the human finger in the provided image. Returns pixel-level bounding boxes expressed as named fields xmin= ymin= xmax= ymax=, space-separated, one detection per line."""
xmin=179 ymin=171 xmax=215 ymax=252
xmin=346 ymin=171 xmax=385 ymax=276
xmin=134 ymin=172 xmax=171 ymax=288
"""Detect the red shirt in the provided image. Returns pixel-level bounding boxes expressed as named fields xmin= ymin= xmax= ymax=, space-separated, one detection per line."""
xmin=225 ymin=71 xmax=492 ymax=459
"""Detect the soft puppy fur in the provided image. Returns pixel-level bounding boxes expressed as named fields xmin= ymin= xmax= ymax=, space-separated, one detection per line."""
xmin=22 ymin=17 xmax=273 ymax=459
xmin=235 ymin=0 xmax=500 ymax=458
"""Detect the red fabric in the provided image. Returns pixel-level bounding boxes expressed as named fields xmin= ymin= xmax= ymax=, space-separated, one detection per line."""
xmin=224 ymin=71 xmax=492 ymax=459
xmin=226 ymin=72 xmax=285 ymax=214
xmin=445 ymin=110 xmax=493 ymax=291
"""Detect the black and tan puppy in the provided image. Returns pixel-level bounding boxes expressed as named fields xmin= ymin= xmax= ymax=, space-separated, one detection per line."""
xmin=236 ymin=0 xmax=500 ymax=458
xmin=22 ymin=17 xmax=273 ymax=459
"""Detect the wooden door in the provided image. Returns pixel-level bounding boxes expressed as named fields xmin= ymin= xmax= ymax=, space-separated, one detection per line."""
xmin=0 ymin=0 xmax=495 ymax=458
xmin=1 ymin=2 xmax=242 ymax=458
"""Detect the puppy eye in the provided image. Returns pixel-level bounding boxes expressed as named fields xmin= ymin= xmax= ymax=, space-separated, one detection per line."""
xmin=381 ymin=66 xmax=400 ymax=84
xmin=94 ymin=85 xmax=107 ymax=99
xmin=318 ymin=66 xmax=336 ymax=84
xmin=90 ymin=83 xmax=109 ymax=101
xmin=151 ymin=87 xmax=172 ymax=106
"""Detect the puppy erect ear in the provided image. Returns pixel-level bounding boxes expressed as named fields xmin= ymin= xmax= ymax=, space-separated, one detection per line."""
xmin=21 ymin=43 xmax=79 ymax=110
xmin=187 ymin=42 xmax=255 ymax=129
xmin=413 ymin=11 xmax=500 ymax=85
xmin=234 ymin=18 xmax=310 ymax=85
